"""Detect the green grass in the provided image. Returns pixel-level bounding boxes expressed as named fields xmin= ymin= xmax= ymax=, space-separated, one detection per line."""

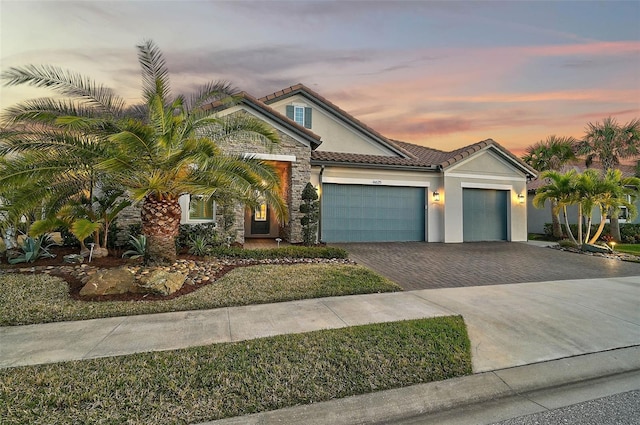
xmin=614 ymin=244 xmax=640 ymax=255
xmin=0 ymin=264 xmax=401 ymax=326
xmin=0 ymin=317 xmax=472 ymax=424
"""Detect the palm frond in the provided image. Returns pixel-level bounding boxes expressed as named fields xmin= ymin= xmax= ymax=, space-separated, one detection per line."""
xmin=137 ymin=40 xmax=171 ymax=103
xmin=188 ymin=81 xmax=236 ymax=111
xmin=1 ymin=65 xmax=125 ymax=114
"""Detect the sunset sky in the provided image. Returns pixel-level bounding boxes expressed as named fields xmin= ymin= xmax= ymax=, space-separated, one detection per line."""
xmin=1 ymin=0 xmax=639 ymax=156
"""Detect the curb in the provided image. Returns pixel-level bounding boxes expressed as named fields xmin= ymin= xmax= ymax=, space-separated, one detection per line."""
xmin=198 ymin=346 xmax=640 ymax=425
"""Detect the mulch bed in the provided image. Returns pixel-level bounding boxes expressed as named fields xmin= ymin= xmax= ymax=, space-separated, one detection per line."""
xmin=1 ymin=246 xmax=239 ymax=302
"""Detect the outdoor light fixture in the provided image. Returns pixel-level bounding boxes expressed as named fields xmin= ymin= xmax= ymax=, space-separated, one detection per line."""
xmin=433 ymin=191 xmax=440 ymax=202
xmin=518 ymin=194 xmax=525 ymax=204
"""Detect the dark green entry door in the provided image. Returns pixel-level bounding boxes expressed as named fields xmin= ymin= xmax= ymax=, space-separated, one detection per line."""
xmin=321 ymin=184 xmax=425 ymax=242
xmin=463 ymin=188 xmax=508 ymax=241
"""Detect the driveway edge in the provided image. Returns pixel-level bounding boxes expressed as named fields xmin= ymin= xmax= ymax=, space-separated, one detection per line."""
xmin=199 ymin=346 xmax=640 ymax=425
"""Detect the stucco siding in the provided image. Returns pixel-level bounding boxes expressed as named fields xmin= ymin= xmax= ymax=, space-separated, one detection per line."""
xmin=267 ymin=94 xmax=399 ymax=156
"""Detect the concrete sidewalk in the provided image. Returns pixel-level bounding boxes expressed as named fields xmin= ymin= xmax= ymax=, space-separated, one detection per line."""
xmin=1 ymin=276 xmax=638 ymax=372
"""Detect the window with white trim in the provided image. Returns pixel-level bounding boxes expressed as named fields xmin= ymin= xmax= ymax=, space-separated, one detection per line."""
xmin=189 ymin=195 xmax=215 ymax=221
xmin=286 ymin=104 xmax=312 ymax=128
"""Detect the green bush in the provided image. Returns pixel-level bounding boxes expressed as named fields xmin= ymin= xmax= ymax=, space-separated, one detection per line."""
xmin=208 ymin=245 xmax=348 ymax=259
xmin=544 ymin=222 xmax=640 ymax=244
xmin=176 ymin=223 xmax=221 ymax=249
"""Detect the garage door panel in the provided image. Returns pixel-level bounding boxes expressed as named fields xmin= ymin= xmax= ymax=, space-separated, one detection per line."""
xmin=322 ymin=184 xmax=425 ymax=242
xmin=463 ymin=189 xmax=508 ymax=242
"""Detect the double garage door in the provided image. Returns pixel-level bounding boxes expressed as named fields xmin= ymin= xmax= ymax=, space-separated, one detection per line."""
xmin=321 ymin=184 xmax=425 ymax=242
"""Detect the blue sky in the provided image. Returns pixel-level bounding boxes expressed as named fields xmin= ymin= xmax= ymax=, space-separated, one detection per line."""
xmin=1 ymin=0 xmax=639 ymax=155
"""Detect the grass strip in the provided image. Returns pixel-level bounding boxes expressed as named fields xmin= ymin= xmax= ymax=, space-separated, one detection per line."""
xmin=0 ymin=264 xmax=401 ymax=326
xmin=615 ymin=243 xmax=640 ymax=255
xmin=0 ymin=316 xmax=471 ymax=425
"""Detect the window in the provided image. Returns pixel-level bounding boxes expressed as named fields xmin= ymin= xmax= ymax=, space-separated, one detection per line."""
xmin=254 ymin=202 xmax=267 ymax=221
xmin=189 ymin=195 xmax=215 ymax=221
xmin=286 ymin=104 xmax=312 ymax=129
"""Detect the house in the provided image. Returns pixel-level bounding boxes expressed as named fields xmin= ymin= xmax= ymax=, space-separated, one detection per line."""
xmin=527 ymin=161 xmax=640 ymax=235
xmin=179 ymin=84 xmax=537 ymax=244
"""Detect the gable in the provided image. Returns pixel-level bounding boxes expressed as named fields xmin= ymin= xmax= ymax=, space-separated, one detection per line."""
xmin=214 ymin=103 xmax=318 ymax=152
xmin=445 ymin=148 xmax=527 ymax=179
xmin=265 ymin=93 xmax=402 ymax=157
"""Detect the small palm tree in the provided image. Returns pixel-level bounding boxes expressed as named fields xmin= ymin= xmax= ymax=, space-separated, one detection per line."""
xmin=522 ymin=135 xmax=577 ymax=238
xmin=577 ymin=117 xmax=640 ymax=240
xmin=1 ymin=40 xmax=287 ymax=264
xmin=533 ymin=170 xmax=579 ymax=245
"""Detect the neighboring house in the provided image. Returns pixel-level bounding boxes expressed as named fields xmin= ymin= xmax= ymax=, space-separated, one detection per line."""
xmin=527 ymin=161 xmax=640 ymax=235
xmin=170 ymin=84 xmax=537 ymax=244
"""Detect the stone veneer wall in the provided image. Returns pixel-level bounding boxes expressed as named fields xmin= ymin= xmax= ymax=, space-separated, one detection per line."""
xmin=218 ymin=123 xmax=312 ymax=245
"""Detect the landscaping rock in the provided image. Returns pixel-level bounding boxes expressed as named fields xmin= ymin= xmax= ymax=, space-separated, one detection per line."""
xmin=63 ymin=254 xmax=84 ymax=264
xmin=134 ymin=269 xmax=186 ymax=296
xmin=80 ymin=268 xmax=136 ymax=296
xmin=581 ymin=243 xmax=612 ymax=254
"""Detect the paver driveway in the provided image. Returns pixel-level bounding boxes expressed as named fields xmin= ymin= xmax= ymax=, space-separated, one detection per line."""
xmin=336 ymin=242 xmax=640 ymax=290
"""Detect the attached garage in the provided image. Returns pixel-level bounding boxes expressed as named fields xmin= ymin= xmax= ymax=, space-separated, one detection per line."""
xmin=463 ymin=188 xmax=508 ymax=241
xmin=321 ymin=184 xmax=425 ymax=242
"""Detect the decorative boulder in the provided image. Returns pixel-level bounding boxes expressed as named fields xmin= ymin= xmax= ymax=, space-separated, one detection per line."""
xmin=135 ymin=270 xmax=186 ymax=296
xmin=581 ymin=243 xmax=612 ymax=254
xmin=80 ymin=268 xmax=136 ymax=296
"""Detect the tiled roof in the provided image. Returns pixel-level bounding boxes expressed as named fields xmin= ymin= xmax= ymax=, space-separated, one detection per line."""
xmin=260 ymin=84 xmax=413 ymax=159
xmin=527 ymin=161 xmax=638 ymax=191
xmin=313 ymin=138 xmax=537 ymax=177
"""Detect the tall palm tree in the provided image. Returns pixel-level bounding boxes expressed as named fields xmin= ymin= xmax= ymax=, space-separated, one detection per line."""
xmin=522 ymin=135 xmax=577 ymax=238
xmin=533 ymin=170 xmax=580 ymax=245
xmin=577 ymin=116 xmax=640 ymax=240
xmin=1 ymin=40 xmax=286 ymax=264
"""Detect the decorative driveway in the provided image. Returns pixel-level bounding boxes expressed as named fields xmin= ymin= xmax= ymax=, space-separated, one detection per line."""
xmin=335 ymin=242 xmax=640 ymax=290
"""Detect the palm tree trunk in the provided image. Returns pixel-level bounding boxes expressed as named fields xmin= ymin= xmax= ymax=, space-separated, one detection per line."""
xmin=141 ymin=196 xmax=182 ymax=265
xmin=563 ymin=206 xmax=578 ymax=245
xmin=589 ymin=211 xmax=608 ymax=244
xmin=610 ymin=213 xmax=622 ymax=241
xmin=551 ymin=200 xmax=562 ymax=238
xmin=577 ymin=204 xmax=583 ymax=246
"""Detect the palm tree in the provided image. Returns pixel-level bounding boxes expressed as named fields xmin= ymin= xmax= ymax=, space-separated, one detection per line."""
xmin=522 ymin=135 xmax=577 ymax=238
xmin=577 ymin=117 xmax=640 ymax=240
xmin=580 ymin=169 xmax=640 ymax=244
xmin=533 ymin=170 xmax=580 ymax=245
xmin=1 ymin=40 xmax=286 ymax=264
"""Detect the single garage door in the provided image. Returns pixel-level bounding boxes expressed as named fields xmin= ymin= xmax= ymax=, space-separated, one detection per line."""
xmin=463 ymin=188 xmax=508 ymax=241
xmin=322 ymin=184 xmax=425 ymax=242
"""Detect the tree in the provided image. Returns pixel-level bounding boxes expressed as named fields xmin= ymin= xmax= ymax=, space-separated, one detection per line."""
xmin=533 ymin=170 xmax=579 ymax=245
xmin=0 ymin=40 xmax=287 ymax=264
xmin=300 ymin=182 xmax=319 ymax=246
xmin=522 ymin=135 xmax=577 ymax=238
xmin=577 ymin=117 xmax=640 ymax=240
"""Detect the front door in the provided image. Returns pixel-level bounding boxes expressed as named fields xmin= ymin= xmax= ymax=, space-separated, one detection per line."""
xmin=250 ymin=202 xmax=270 ymax=234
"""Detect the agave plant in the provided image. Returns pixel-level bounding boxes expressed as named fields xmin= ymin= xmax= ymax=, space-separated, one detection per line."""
xmin=122 ymin=234 xmax=147 ymax=260
xmin=8 ymin=234 xmax=58 ymax=264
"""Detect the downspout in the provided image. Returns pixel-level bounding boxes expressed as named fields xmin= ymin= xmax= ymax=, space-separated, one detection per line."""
xmin=318 ymin=165 xmax=325 ymax=243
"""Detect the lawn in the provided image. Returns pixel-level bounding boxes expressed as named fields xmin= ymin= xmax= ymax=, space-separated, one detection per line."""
xmin=0 ymin=316 xmax=472 ymax=425
xmin=614 ymin=244 xmax=640 ymax=255
xmin=0 ymin=263 xmax=401 ymax=326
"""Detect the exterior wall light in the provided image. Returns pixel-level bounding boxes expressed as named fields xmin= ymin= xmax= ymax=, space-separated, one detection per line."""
xmin=518 ymin=194 xmax=525 ymax=204
xmin=433 ymin=191 xmax=440 ymax=202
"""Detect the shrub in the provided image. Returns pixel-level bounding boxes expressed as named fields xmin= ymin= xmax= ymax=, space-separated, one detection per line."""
xmin=300 ymin=182 xmax=319 ymax=246
xmin=208 ymin=245 xmax=348 ymax=260
xmin=176 ymin=223 xmax=220 ymax=249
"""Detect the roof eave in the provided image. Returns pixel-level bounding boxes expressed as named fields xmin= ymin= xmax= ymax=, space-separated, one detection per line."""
xmin=310 ymin=159 xmax=439 ymax=172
